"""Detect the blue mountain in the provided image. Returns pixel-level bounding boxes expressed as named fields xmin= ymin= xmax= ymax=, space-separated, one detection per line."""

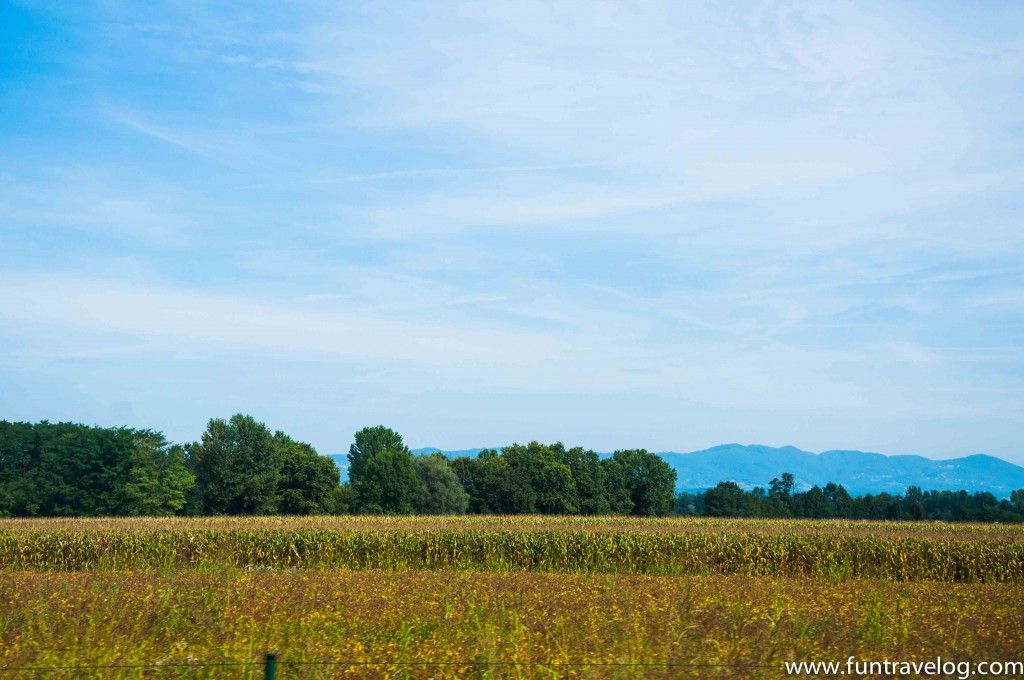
xmin=327 ymin=445 xmax=1024 ymax=497
xmin=659 ymin=444 xmax=1024 ymax=496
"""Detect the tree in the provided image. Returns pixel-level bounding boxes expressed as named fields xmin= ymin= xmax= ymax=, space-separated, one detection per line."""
xmin=675 ymin=491 xmax=703 ymax=515
xmin=609 ymin=449 xmax=677 ymax=516
xmin=823 ymin=482 xmax=853 ymax=518
xmin=600 ymin=457 xmax=634 ymax=514
xmin=187 ymin=414 xmax=282 ymax=515
xmin=502 ymin=442 xmax=577 ymax=514
xmin=450 ymin=455 xmax=495 ymax=513
xmin=331 ymin=483 xmax=358 ymax=514
xmin=703 ymin=481 xmax=747 ymax=517
xmin=359 ymin=447 xmax=417 ymax=514
xmin=560 ymin=447 xmax=610 ymax=514
xmin=0 ymin=421 xmax=38 ymax=515
xmin=274 ymin=433 xmax=340 ymax=515
xmin=800 ymin=485 xmax=832 ymax=518
xmin=121 ymin=433 xmax=194 ymax=516
xmin=412 ymin=454 xmax=469 ymax=514
xmin=769 ymin=472 xmax=795 ymax=499
xmin=347 ymin=426 xmax=417 ymax=514
xmin=348 ymin=425 xmax=408 ymax=484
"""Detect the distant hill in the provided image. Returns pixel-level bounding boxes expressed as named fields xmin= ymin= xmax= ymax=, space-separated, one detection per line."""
xmin=328 ymin=445 xmax=1024 ymax=497
xmin=660 ymin=444 xmax=1024 ymax=497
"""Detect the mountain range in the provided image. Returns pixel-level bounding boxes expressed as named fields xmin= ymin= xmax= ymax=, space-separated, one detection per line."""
xmin=328 ymin=444 xmax=1024 ymax=497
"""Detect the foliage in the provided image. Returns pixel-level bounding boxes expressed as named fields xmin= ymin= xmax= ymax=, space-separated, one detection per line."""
xmin=121 ymin=437 xmax=194 ymax=516
xmin=451 ymin=451 xmax=537 ymax=514
xmin=503 ymin=442 xmax=577 ymax=514
xmin=682 ymin=472 xmax=1024 ymax=523
xmin=347 ymin=425 xmax=408 ymax=485
xmin=186 ymin=415 xmax=282 ymax=515
xmin=347 ymin=426 xmax=418 ymax=514
xmin=609 ymin=449 xmax=677 ymax=516
xmin=3 ymin=419 xmax=1023 ymax=523
xmin=274 ymin=433 xmax=341 ymax=515
xmin=357 ymin=448 xmax=417 ymax=514
xmin=0 ymin=421 xmax=194 ymax=517
xmin=412 ymin=454 xmax=469 ymax=515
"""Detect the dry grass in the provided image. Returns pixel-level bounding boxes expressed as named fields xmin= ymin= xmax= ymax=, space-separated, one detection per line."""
xmin=2 ymin=516 xmax=1022 ymax=678
xmin=2 ymin=569 xmax=1022 ymax=678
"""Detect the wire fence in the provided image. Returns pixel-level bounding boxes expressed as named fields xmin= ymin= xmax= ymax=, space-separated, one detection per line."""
xmin=0 ymin=654 xmax=785 ymax=677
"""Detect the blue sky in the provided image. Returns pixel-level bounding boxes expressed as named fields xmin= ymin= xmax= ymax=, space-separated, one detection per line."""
xmin=2 ymin=1 xmax=1023 ymax=464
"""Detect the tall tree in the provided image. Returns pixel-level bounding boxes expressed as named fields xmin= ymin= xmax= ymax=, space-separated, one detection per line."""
xmin=358 ymin=448 xmax=417 ymax=514
xmin=347 ymin=426 xmax=417 ymax=514
xmin=274 ymin=432 xmax=340 ymax=515
xmin=348 ymin=425 xmax=408 ymax=483
xmin=559 ymin=447 xmax=610 ymax=514
xmin=503 ymin=442 xmax=576 ymax=514
xmin=187 ymin=414 xmax=282 ymax=515
xmin=121 ymin=433 xmax=194 ymax=516
xmin=412 ymin=454 xmax=469 ymax=514
xmin=600 ymin=457 xmax=634 ymax=514
xmin=609 ymin=449 xmax=677 ymax=516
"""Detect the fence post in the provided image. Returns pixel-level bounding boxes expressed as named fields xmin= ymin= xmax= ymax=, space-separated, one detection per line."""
xmin=264 ymin=652 xmax=278 ymax=680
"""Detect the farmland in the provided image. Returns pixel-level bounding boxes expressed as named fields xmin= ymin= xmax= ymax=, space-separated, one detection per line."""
xmin=1 ymin=517 xmax=1023 ymax=677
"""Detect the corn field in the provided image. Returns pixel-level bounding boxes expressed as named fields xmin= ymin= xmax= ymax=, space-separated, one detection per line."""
xmin=1 ymin=516 xmax=1022 ymax=677
xmin=0 ymin=517 xmax=1021 ymax=581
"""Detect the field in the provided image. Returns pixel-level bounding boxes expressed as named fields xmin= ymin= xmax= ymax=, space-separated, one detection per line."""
xmin=1 ymin=517 xmax=1022 ymax=678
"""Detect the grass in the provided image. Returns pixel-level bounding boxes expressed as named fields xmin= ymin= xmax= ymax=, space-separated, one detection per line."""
xmin=0 ymin=516 xmax=1021 ymax=678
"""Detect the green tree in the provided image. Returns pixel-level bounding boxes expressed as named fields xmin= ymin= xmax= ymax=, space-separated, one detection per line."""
xmin=1 ymin=421 xmax=193 ymax=517
xmin=331 ymin=483 xmax=358 ymax=514
xmin=121 ymin=433 xmax=194 ymax=515
xmin=347 ymin=426 xmax=417 ymax=514
xmin=503 ymin=442 xmax=576 ymax=514
xmin=451 ymin=452 xmax=535 ymax=514
xmin=823 ymin=482 xmax=853 ymax=518
xmin=800 ymin=485 xmax=833 ymax=518
xmin=703 ymin=481 xmax=747 ymax=517
xmin=274 ymin=433 xmax=340 ymax=515
xmin=359 ymin=447 xmax=417 ymax=514
xmin=187 ymin=414 xmax=282 ymax=515
xmin=348 ymin=425 xmax=408 ymax=483
xmin=600 ymin=458 xmax=634 ymax=514
xmin=1010 ymin=489 xmax=1024 ymax=514
xmin=610 ymin=449 xmax=677 ymax=516
xmin=769 ymin=472 xmax=795 ymax=499
xmin=560 ymin=447 xmax=610 ymax=514
xmin=412 ymin=454 xmax=469 ymax=514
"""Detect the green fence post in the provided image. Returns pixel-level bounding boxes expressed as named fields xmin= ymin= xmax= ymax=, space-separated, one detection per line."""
xmin=264 ymin=652 xmax=278 ymax=680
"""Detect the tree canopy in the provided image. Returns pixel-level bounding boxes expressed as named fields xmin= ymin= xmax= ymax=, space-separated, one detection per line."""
xmin=1 ymin=418 xmax=1022 ymax=522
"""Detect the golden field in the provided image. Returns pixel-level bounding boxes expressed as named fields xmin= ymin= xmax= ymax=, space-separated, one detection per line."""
xmin=0 ymin=517 xmax=1022 ymax=678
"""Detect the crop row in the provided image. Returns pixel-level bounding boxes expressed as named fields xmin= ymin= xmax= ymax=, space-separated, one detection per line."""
xmin=1 ymin=515 xmax=1021 ymax=539
xmin=1 ymin=529 xmax=1022 ymax=581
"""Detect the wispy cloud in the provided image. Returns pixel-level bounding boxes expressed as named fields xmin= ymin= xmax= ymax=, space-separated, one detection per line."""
xmin=311 ymin=161 xmax=610 ymax=184
xmin=2 ymin=0 xmax=1023 ymax=461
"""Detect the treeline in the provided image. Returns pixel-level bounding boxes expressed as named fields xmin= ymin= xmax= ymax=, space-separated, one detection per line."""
xmin=342 ymin=427 xmax=677 ymax=516
xmin=3 ymin=418 xmax=1022 ymax=521
xmin=0 ymin=418 xmax=677 ymax=517
xmin=0 ymin=417 xmax=341 ymax=516
xmin=678 ymin=473 xmax=1024 ymax=523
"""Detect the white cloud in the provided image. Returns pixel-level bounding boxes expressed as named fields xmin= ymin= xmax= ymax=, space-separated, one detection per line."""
xmin=0 ymin=274 xmax=564 ymax=368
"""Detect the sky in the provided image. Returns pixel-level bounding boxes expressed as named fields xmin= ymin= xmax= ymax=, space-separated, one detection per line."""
xmin=1 ymin=1 xmax=1023 ymax=464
